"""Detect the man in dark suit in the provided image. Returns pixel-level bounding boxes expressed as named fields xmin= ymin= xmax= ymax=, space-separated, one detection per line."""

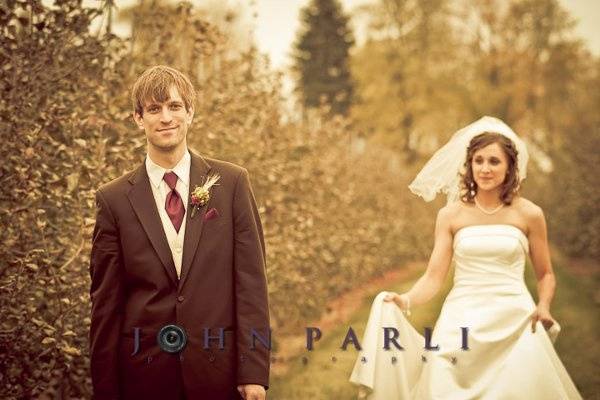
xmin=89 ymin=65 xmax=270 ymax=400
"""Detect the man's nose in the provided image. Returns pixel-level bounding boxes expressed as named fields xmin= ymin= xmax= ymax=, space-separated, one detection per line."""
xmin=159 ymin=107 xmax=173 ymax=123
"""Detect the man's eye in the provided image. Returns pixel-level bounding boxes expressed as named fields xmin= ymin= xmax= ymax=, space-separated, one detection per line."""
xmin=170 ymin=104 xmax=182 ymax=110
xmin=148 ymin=107 xmax=160 ymax=113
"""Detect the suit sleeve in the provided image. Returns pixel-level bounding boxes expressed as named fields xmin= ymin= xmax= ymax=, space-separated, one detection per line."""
xmin=232 ymin=169 xmax=270 ymax=388
xmin=89 ymin=189 xmax=124 ymax=400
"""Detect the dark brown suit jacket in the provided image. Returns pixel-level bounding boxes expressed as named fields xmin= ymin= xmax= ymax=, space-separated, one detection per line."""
xmin=89 ymin=151 xmax=270 ymax=400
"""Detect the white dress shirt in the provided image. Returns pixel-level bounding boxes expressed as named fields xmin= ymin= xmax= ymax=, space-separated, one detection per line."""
xmin=145 ymin=150 xmax=191 ymax=278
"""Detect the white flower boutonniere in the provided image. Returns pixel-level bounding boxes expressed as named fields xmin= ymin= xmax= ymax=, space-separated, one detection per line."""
xmin=190 ymin=173 xmax=220 ymax=218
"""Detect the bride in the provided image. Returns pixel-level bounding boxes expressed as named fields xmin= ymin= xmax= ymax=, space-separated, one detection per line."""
xmin=350 ymin=116 xmax=582 ymax=399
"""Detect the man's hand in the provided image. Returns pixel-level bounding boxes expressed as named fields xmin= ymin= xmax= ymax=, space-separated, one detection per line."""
xmin=237 ymin=384 xmax=266 ymax=400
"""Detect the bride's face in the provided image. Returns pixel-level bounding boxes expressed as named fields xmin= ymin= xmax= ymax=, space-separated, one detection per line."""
xmin=471 ymin=142 xmax=509 ymax=193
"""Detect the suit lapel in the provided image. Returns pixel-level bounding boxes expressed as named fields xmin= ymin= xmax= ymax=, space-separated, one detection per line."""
xmin=178 ymin=152 xmax=211 ymax=290
xmin=127 ymin=163 xmax=178 ymax=287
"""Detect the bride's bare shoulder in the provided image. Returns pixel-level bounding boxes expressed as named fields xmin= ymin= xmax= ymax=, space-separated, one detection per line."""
xmin=513 ymin=196 xmax=544 ymax=221
xmin=438 ymin=201 xmax=464 ymax=224
xmin=440 ymin=200 xmax=463 ymax=213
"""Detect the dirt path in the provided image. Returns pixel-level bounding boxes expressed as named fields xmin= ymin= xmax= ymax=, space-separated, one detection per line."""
xmin=271 ymin=261 xmax=425 ymax=376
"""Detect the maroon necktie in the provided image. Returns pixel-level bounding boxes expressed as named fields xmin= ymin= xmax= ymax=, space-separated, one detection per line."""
xmin=163 ymin=172 xmax=185 ymax=233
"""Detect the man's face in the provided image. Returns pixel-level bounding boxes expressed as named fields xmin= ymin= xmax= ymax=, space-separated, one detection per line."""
xmin=134 ymin=86 xmax=194 ymax=153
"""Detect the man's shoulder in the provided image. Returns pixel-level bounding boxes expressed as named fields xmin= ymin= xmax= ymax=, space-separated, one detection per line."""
xmin=96 ymin=166 xmax=139 ymax=198
xmin=201 ymin=155 xmax=247 ymax=178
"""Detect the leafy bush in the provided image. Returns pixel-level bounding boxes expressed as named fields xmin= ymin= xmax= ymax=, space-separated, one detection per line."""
xmin=0 ymin=1 xmax=429 ymax=397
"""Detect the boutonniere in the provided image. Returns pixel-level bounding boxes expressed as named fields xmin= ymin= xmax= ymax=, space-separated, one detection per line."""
xmin=190 ymin=173 xmax=220 ymax=218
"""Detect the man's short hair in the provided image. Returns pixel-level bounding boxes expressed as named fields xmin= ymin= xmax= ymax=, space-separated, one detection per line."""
xmin=131 ymin=65 xmax=196 ymax=116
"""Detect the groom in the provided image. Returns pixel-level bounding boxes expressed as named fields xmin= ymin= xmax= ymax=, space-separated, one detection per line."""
xmin=89 ymin=66 xmax=270 ymax=400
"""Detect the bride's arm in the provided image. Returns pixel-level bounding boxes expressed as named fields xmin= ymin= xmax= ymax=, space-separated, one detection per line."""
xmin=385 ymin=206 xmax=454 ymax=310
xmin=527 ymin=204 xmax=557 ymax=331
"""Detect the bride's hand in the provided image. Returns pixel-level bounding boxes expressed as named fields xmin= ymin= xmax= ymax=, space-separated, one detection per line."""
xmin=531 ymin=304 xmax=555 ymax=333
xmin=383 ymin=292 xmax=410 ymax=311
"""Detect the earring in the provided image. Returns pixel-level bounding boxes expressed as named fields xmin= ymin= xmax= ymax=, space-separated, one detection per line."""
xmin=469 ymin=181 xmax=476 ymax=197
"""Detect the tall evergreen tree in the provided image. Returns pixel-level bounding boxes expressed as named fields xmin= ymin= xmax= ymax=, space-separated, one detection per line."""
xmin=293 ymin=0 xmax=354 ymax=116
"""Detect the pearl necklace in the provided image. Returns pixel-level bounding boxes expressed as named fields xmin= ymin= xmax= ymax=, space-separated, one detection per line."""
xmin=474 ymin=198 xmax=505 ymax=215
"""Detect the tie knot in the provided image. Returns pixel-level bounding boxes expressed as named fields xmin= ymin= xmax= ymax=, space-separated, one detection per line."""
xmin=163 ymin=172 xmax=178 ymax=190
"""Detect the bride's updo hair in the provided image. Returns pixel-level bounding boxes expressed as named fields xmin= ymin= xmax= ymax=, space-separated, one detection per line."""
xmin=461 ymin=132 xmax=520 ymax=204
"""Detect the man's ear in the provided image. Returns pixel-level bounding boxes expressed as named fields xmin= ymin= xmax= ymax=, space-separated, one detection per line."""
xmin=133 ymin=112 xmax=145 ymax=130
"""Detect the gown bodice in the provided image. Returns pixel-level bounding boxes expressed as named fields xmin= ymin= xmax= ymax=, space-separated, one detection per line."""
xmin=447 ymin=224 xmax=532 ymax=300
xmin=453 ymin=224 xmax=529 ymax=283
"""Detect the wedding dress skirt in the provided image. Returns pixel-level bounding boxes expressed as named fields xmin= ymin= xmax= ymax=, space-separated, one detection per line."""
xmin=350 ymin=225 xmax=582 ymax=399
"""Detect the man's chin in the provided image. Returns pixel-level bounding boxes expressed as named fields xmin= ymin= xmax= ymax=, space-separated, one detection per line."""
xmin=151 ymin=141 xmax=184 ymax=153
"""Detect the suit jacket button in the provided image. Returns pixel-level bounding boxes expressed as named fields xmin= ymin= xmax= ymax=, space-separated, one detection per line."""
xmin=177 ymin=296 xmax=184 ymax=302
xmin=209 ymin=355 xmax=215 ymax=362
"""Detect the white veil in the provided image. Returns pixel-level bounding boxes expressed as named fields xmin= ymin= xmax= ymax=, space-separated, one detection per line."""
xmin=408 ymin=116 xmax=529 ymax=204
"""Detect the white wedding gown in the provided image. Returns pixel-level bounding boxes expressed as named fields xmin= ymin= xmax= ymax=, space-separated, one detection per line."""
xmin=350 ymin=224 xmax=582 ymax=399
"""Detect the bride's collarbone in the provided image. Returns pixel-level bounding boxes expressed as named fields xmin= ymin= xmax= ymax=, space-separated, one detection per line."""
xmin=451 ymin=202 xmax=529 ymax=236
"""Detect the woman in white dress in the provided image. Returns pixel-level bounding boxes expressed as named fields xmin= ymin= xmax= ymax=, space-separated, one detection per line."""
xmin=350 ymin=116 xmax=582 ymax=399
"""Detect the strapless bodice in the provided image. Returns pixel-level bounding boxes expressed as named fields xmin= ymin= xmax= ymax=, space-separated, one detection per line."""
xmin=452 ymin=224 xmax=530 ymax=290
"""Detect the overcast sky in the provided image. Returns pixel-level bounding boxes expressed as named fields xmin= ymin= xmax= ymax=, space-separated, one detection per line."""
xmin=103 ymin=0 xmax=600 ymax=71
xmin=251 ymin=0 xmax=600 ymax=70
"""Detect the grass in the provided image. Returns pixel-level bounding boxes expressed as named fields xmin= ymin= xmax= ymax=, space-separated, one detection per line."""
xmin=269 ymin=258 xmax=599 ymax=399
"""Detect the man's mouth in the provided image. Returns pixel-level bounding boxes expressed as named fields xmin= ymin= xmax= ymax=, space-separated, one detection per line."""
xmin=158 ymin=126 xmax=178 ymax=132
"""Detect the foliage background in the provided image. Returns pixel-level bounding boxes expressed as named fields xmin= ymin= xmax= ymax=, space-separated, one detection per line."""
xmin=0 ymin=0 xmax=598 ymax=398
